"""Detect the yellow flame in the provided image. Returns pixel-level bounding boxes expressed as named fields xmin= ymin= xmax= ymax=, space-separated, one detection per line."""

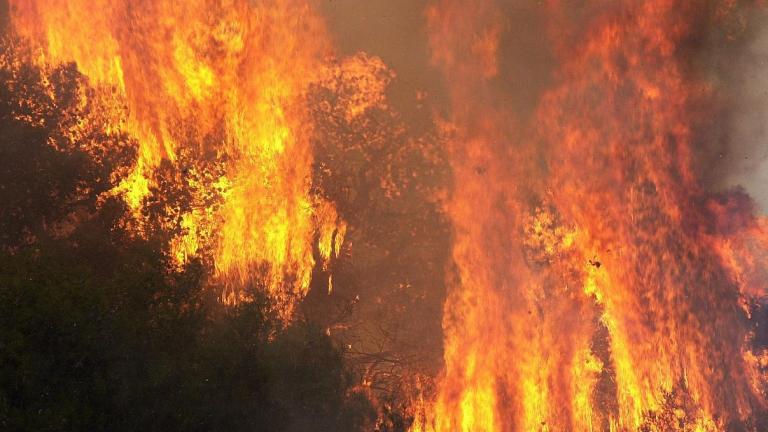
xmin=10 ymin=0 xmax=350 ymax=318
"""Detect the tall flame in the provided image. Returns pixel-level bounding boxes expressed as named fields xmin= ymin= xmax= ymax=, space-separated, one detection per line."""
xmin=415 ymin=0 xmax=768 ymax=431
xmin=9 ymin=0 xmax=345 ymax=316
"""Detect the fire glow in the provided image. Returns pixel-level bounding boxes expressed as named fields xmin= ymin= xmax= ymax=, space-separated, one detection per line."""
xmin=5 ymin=0 xmax=768 ymax=431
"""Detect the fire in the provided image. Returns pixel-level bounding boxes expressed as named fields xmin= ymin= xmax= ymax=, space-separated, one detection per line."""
xmin=8 ymin=0 xmax=348 ymax=317
xmin=6 ymin=0 xmax=768 ymax=429
xmin=415 ymin=0 xmax=768 ymax=431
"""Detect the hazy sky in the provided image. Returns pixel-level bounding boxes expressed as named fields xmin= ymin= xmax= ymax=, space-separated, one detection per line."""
xmin=720 ymin=15 xmax=768 ymax=212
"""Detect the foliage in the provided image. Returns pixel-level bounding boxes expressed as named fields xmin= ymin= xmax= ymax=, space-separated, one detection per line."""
xmin=306 ymin=59 xmax=451 ymax=409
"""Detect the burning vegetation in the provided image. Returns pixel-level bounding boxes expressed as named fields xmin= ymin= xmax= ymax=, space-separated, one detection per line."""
xmin=2 ymin=0 xmax=768 ymax=431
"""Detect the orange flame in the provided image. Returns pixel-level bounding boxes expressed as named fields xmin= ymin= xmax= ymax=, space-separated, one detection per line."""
xmin=416 ymin=0 xmax=768 ymax=431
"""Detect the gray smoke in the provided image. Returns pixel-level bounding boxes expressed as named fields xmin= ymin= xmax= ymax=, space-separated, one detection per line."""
xmin=702 ymin=7 xmax=768 ymax=213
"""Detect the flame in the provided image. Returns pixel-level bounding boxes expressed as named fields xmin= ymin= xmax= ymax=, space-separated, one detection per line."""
xmin=416 ymin=0 xmax=768 ymax=431
xmin=8 ymin=0 xmax=768 ymax=428
xmin=8 ymin=0 xmax=348 ymax=317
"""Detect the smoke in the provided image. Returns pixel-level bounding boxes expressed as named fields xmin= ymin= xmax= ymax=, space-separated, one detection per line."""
xmin=0 ymin=1 xmax=7 ymax=30
xmin=718 ymin=13 xmax=768 ymax=212
xmin=320 ymin=0 xmax=443 ymax=120
xmin=698 ymin=5 xmax=768 ymax=213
